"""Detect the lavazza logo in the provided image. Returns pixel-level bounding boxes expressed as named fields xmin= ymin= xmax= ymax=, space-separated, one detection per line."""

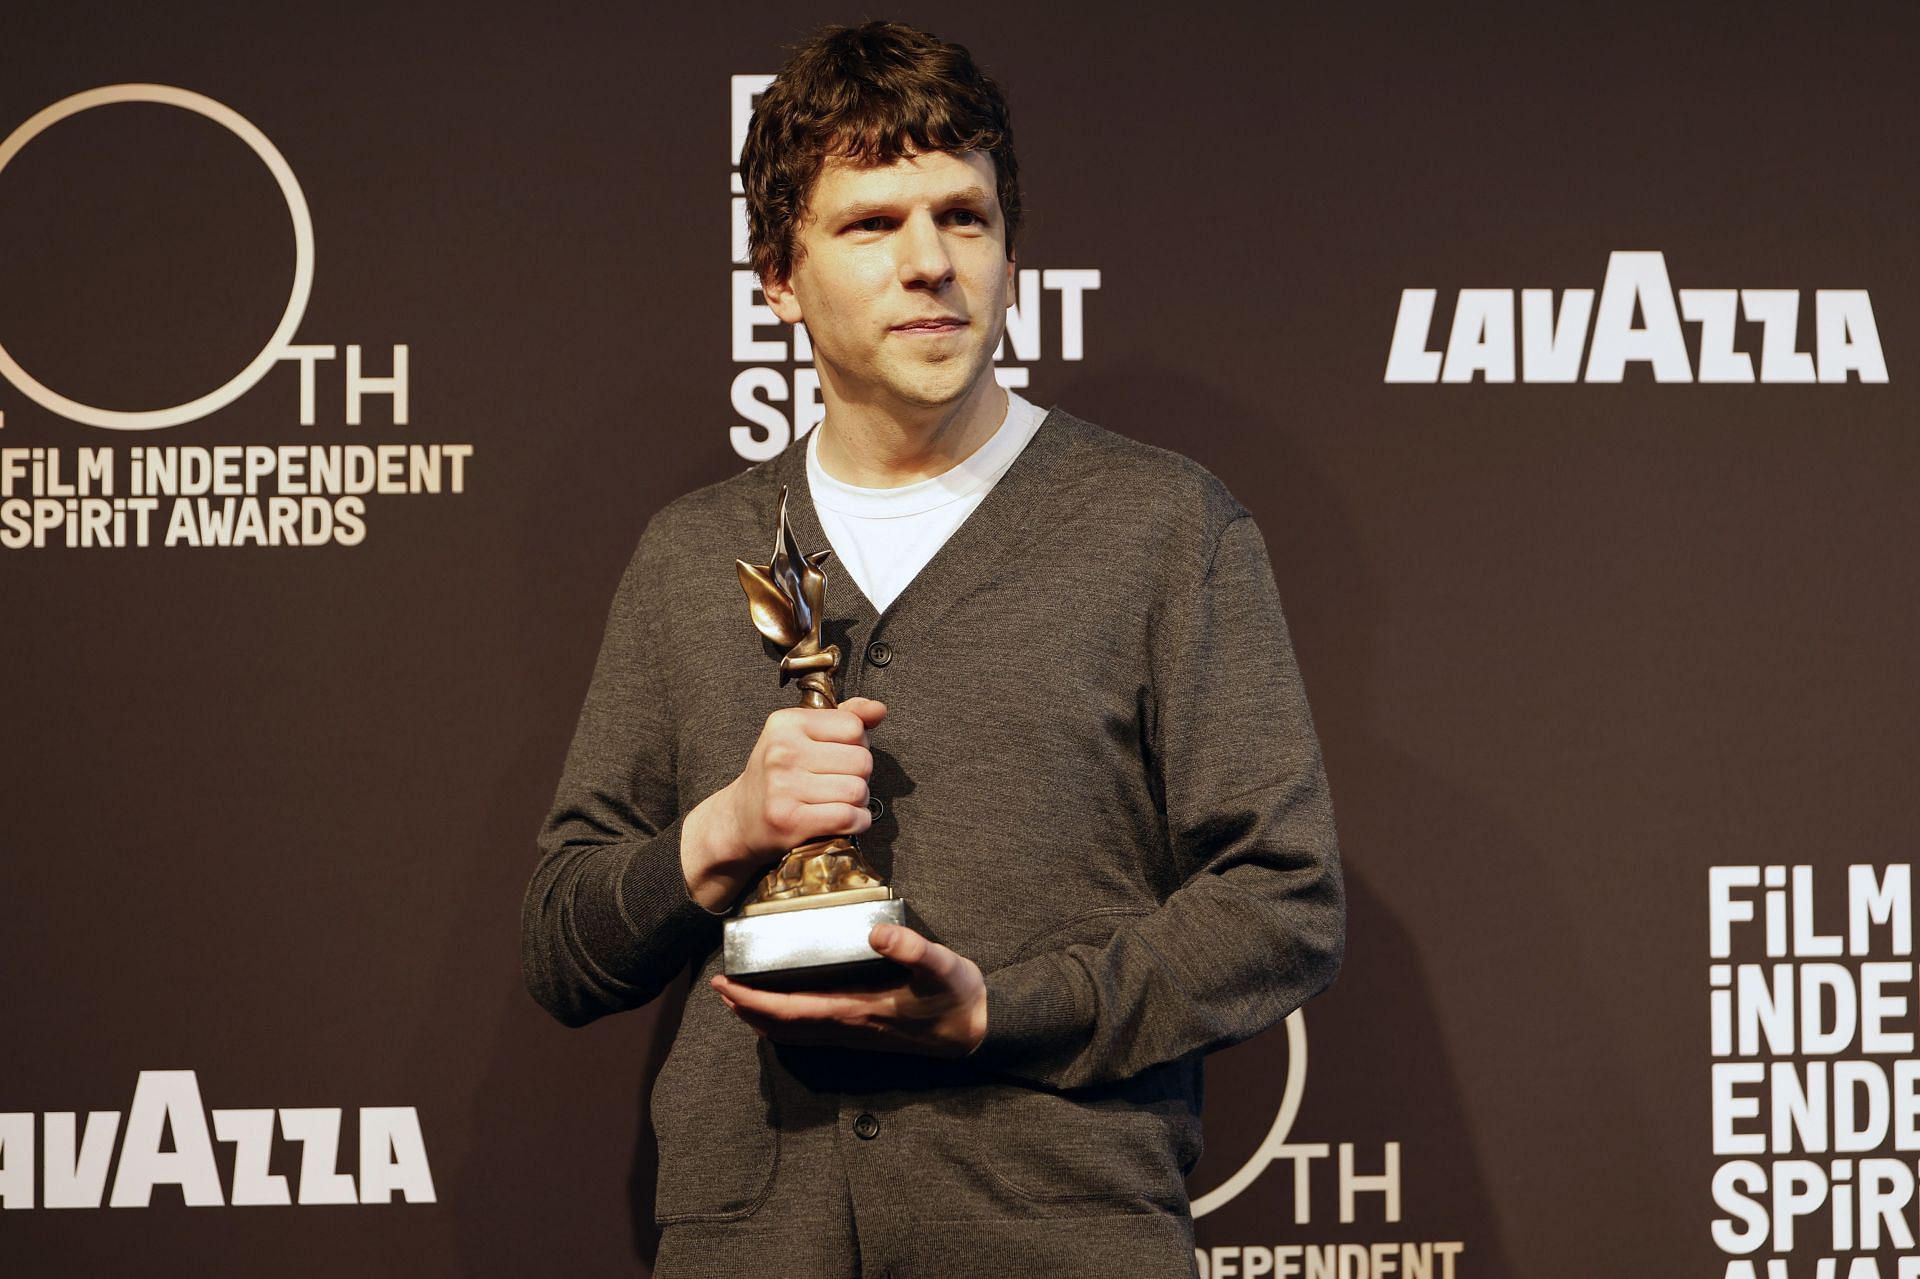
xmin=0 ymin=84 xmax=474 ymax=550
xmin=1190 ymin=1012 xmax=1464 ymax=1279
xmin=1385 ymin=251 xmax=1887 ymax=384
xmin=0 ymin=1070 xmax=434 ymax=1209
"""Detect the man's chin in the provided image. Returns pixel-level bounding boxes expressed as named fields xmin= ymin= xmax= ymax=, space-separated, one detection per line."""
xmin=890 ymin=385 xmax=966 ymax=410
xmin=884 ymin=364 xmax=997 ymax=412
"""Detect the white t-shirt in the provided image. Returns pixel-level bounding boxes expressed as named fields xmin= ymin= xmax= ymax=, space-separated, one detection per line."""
xmin=806 ymin=390 xmax=1048 ymax=614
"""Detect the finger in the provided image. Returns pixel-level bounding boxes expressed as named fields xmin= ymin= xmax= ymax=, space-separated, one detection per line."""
xmin=727 ymin=1002 xmax=827 ymax=1045
xmin=798 ymin=707 xmax=875 ymax=745
xmin=792 ymin=771 xmax=869 ymax=807
xmin=767 ymin=793 xmax=871 ymax=843
xmin=803 ymin=742 xmax=873 ymax=779
xmin=714 ymin=976 xmax=799 ymax=1024
xmin=713 ymin=975 xmax=867 ymax=1023
xmin=871 ymin=925 xmax=957 ymax=982
xmin=839 ymin=697 xmax=889 ymax=729
xmin=793 ymin=801 xmax=871 ymax=840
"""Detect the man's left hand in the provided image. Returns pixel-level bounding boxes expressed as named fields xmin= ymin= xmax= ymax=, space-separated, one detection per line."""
xmin=711 ymin=924 xmax=988 ymax=1057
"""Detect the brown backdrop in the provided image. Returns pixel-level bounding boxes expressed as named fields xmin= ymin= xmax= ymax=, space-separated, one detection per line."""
xmin=2 ymin=3 xmax=1914 ymax=1275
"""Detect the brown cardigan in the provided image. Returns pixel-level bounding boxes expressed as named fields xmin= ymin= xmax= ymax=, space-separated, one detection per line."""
xmin=522 ymin=408 xmax=1344 ymax=1276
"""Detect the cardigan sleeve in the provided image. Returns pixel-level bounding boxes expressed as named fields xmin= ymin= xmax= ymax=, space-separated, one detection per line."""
xmin=970 ymin=515 xmax=1345 ymax=1089
xmin=521 ymin=521 xmax=723 ymax=1027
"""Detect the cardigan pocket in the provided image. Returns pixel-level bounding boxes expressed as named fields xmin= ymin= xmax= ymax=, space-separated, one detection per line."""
xmin=650 ymin=1015 xmax=780 ymax=1223
xmin=975 ymin=1068 xmax=1195 ymax=1211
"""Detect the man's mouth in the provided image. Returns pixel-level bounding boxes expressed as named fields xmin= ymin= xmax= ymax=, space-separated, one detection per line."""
xmin=892 ymin=317 xmax=967 ymax=334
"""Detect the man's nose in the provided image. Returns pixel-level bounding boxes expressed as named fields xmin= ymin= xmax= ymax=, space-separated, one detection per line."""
xmin=895 ymin=211 xmax=954 ymax=290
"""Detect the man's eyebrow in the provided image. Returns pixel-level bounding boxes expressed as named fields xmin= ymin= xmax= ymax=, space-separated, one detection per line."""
xmin=828 ymin=187 xmax=997 ymax=222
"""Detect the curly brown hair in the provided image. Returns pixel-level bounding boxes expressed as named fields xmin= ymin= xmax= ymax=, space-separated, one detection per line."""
xmin=741 ymin=21 xmax=1021 ymax=286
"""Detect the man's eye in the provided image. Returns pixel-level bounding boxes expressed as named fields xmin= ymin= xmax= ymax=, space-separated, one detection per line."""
xmin=851 ymin=216 xmax=890 ymax=233
xmin=948 ymin=210 xmax=983 ymax=227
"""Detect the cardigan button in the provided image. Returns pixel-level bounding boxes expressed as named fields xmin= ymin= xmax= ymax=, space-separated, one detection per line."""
xmin=866 ymin=640 xmax=893 ymax=667
xmin=853 ymin=1112 xmax=880 ymax=1140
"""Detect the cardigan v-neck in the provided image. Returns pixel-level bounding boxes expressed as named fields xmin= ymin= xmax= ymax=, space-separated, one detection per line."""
xmin=770 ymin=404 xmax=1079 ymax=644
xmin=803 ymin=392 xmax=1049 ymax=615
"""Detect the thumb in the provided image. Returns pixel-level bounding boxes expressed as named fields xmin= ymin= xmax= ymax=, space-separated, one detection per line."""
xmin=840 ymin=697 xmax=889 ymax=729
xmin=871 ymin=923 xmax=921 ymax=962
xmin=873 ymin=924 xmax=950 ymax=975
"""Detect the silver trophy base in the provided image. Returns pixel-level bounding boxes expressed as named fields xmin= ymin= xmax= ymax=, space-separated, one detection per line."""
xmin=723 ymin=893 xmax=907 ymax=991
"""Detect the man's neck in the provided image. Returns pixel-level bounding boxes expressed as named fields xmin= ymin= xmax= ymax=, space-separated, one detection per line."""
xmin=813 ymin=377 xmax=1009 ymax=489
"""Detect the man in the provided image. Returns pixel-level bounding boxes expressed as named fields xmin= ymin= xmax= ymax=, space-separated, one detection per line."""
xmin=523 ymin=21 xmax=1343 ymax=1277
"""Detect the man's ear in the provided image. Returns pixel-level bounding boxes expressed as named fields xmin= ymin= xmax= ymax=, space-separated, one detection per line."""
xmin=763 ymin=270 xmax=803 ymax=325
xmin=1003 ymin=250 xmax=1016 ymax=307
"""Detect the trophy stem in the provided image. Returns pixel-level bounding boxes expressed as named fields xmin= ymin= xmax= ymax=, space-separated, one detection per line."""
xmin=798 ymin=671 xmax=835 ymax=710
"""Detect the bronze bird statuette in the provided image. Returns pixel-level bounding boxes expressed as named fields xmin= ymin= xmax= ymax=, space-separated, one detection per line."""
xmin=735 ymin=486 xmax=888 ymax=907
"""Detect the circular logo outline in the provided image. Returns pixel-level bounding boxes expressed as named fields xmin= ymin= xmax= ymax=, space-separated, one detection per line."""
xmin=0 ymin=84 xmax=313 ymax=431
xmin=1191 ymin=1008 xmax=1308 ymax=1218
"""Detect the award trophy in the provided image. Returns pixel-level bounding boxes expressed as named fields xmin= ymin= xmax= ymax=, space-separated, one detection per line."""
xmin=722 ymin=486 xmax=907 ymax=990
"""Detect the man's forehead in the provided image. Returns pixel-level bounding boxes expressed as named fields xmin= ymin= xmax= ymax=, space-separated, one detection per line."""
xmin=809 ymin=149 xmax=997 ymax=211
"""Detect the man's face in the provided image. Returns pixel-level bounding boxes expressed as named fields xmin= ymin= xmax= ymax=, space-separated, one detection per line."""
xmin=764 ymin=149 xmax=1014 ymax=415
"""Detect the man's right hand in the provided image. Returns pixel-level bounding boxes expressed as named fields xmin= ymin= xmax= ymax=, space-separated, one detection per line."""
xmin=680 ymin=696 xmax=887 ymax=911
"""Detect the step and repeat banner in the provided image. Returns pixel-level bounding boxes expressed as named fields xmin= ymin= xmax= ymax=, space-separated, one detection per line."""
xmin=2 ymin=4 xmax=1913 ymax=1276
